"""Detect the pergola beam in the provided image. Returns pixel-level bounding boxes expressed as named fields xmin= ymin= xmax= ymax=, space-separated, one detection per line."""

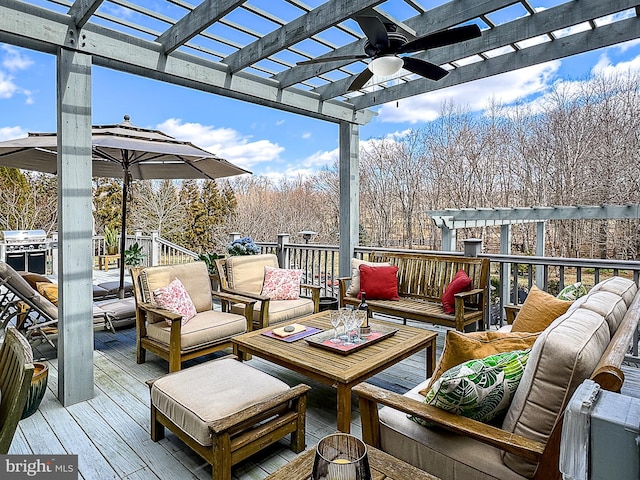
xmin=67 ymin=0 xmax=103 ymax=29
xmin=156 ymin=0 xmax=245 ymax=55
xmin=222 ymin=0 xmax=386 ymax=74
xmin=349 ymin=0 xmax=640 ymax=108
xmin=0 ymin=0 xmax=375 ymax=125
xmin=275 ymin=0 xmax=516 ymax=89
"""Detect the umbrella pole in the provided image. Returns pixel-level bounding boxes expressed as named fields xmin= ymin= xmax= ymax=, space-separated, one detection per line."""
xmin=118 ymin=170 xmax=130 ymax=299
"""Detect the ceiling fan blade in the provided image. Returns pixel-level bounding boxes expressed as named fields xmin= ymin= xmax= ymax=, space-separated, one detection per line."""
xmin=348 ymin=68 xmax=374 ymax=91
xmin=402 ymin=57 xmax=448 ymax=81
xmin=354 ymin=16 xmax=389 ymax=51
xmin=398 ymin=24 xmax=481 ymax=54
xmin=297 ymin=55 xmax=368 ymax=66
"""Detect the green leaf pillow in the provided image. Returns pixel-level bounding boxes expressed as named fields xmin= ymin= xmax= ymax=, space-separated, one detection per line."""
xmin=411 ymin=349 xmax=531 ymax=426
xmin=557 ymin=282 xmax=588 ymax=301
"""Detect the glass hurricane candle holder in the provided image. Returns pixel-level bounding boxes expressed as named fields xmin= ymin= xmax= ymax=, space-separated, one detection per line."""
xmin=311 ymin=433 xmax=371 ymax=480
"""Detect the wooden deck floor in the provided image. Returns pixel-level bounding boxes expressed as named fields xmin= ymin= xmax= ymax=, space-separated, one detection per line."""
xmin=10 ymin=318 xmax=450 ymax=480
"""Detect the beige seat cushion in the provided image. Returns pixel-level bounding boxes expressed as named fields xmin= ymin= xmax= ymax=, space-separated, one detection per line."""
xmin=226 ymin=254 xmax=279 ymax=295
xmin=139 ymin=262 xmax=212 ymax=312
xmin=501 ymin=306 xmax=611 ymax=477
xmin=379 ymin=381 xmax=525 ymax=480
xmin=147 ymin=310 xmax=246 ymax=350
xmin=151 ymin=358 xmax=290 ymax=446
xmin=232 ymin=298 xmax=314 ymax=326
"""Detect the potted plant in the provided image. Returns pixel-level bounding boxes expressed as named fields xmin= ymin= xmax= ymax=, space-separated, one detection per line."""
xmin=124 ymin=241 xmax=146 ymax=267
xmin=227 ymin=237 xmax=260 ymax=256
xmin=104 ymin=225 xmax=119 ymax=255
xmin=198 ymin=252 xmax=225 ymax=291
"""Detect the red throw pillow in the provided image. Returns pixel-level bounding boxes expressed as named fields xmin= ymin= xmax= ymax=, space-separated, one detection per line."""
xmin=441 ymin=270 xmax=473 ymax=314
xmin=358 ymin=264 xmax=400 ymax=300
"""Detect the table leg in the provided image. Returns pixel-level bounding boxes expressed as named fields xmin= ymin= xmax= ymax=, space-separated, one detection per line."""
xmin=426 ymin=339 xmax=436 ymax=378
xmin=336 ymin=383 xmax=352 ymax=433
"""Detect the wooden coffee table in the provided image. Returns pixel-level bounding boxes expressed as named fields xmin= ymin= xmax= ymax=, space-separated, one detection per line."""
xmin=266 ymin=444 xmax=440 ymax=479
xmin=232 ymin=311 xmax=437 ymax=433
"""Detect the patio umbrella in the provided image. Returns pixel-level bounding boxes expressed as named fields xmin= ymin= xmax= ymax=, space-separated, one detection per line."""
xmin=0 ymin=115 xmax=251 ymax=297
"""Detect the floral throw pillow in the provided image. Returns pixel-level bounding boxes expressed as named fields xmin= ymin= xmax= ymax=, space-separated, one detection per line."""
xmin=153 ymin=277 xmax=197 ymax=325
xmin=411 ymin=349 xmax=531 ymax=426
xmin=261 ymin=266 xmax=303 ymax=300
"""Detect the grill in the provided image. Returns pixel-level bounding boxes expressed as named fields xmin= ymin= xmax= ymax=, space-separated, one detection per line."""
xmin=1 ymin=229 xmax=50 ymax=274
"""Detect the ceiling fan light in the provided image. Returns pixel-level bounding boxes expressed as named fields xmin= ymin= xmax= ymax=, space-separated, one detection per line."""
xmin=368 ymin=56 xmax=404 ymax=76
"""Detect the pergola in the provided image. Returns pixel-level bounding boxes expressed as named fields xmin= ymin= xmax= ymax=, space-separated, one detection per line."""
xmin=1 ymin=0 xmax=639 ymax=405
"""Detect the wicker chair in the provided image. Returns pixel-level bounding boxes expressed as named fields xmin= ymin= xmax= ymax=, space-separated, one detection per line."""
xmin=0 ymin=327 xmax=35 ymax=454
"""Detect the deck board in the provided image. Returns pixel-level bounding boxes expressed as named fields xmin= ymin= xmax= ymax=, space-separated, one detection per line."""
xmin=14 ymin=316 xmax=442 ymax=479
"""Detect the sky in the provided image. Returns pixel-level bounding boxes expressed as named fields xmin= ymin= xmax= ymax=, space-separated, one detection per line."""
xmin=1 ymin=2 xmax=640 ymax=183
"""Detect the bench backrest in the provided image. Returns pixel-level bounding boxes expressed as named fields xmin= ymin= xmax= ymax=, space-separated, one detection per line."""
xmin=368 ymin=252 xmax=490 ymax=302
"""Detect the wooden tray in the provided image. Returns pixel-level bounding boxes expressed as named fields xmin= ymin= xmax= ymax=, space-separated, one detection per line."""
xmin=305 ymin=325 xmax=398 ymax=355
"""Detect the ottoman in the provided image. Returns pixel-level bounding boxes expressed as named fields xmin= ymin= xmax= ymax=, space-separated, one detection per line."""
xmin=149 ymin=357 xmax=310 ymax=480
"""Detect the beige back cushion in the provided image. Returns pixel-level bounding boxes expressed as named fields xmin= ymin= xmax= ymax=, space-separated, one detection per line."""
xmin=226 ymin=254 xmax=278 ymax=295
xmin=140 ymin=262 xmax=212 ymax=313
xmin=501 ymin=306 xmax=611 ymax=477
xmin=588 ymin=276 xmax=637 ymax=308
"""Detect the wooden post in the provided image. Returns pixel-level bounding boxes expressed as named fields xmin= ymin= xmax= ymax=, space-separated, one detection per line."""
xmin=277 ymin=233 xmax=289 ymax=268
xmin=56 ymin=46 xmax=94 ymax=405
xmin=338 ymin=122 xmax=359 ymax=277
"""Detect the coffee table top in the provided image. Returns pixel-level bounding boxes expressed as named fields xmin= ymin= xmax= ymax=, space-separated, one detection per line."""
xmin=232 ymin=311 xmax=437 ymax=385
xmin=266 ymin=444 xmax=440 ymax=480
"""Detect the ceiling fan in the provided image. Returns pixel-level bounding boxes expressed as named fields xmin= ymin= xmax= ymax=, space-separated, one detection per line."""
xmin=297 ymin=16 xmax=481 ymax=91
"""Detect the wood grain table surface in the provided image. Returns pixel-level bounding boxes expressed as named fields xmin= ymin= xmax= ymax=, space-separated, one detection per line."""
xmin=265 ymin=444 xmax=441 ymax=480
xmin=232 ymin=311 xmax=437 ymax=433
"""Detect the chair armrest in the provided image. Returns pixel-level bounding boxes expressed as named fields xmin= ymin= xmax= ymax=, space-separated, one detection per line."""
xmin=301 ymin=283 xmax=321 ymax=312
xmin=353 ymin=382 xmax=545 ymax=463
xmin=337 ymin=277 xmax=352 ymax=307
xmin=213 ymin=291 xmax=257 ymax=331
xmin=219 ymin=287 xmax=269 ymax=303
xmin=137 ymin=301 xmax=182 ymax=322
xmin=208 ymin=383 xmax=311 ymax=434
xmin=504 ymin=305 xmax=521 ymax=325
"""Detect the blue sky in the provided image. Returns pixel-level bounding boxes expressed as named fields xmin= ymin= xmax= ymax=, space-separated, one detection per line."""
xmin=1 ymin=2 xmax=640 ymax=183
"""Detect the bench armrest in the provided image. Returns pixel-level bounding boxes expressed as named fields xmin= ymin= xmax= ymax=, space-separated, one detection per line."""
xmin=504 ymin=304 xmax=522 ymax=325
xmin=353 ymin=382 xmax=544 ymax=463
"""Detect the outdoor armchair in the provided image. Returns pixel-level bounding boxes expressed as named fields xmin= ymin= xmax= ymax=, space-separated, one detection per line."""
xmin=131 ymin=261 xmax=257 ymax=372
xmin=0 ymin=327 xmax=35 ymax=454
xmin=215 ymin=253 xmax=320 ymax=330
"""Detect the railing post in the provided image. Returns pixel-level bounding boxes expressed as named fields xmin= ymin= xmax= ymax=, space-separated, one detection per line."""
xmin=151 ymin=231 xmax=160 ymax=266
xmin=464 ymin=238 xmax=482 ymax=257
xmin=229 ymin=232 xmax=241 ymax=243
xmin=277 ymin=233 xmax=290 ymax=268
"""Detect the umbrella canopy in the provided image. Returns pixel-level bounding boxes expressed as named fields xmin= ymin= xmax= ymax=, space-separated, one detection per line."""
xmin=0 ymin=115 xmax=251 ymax=296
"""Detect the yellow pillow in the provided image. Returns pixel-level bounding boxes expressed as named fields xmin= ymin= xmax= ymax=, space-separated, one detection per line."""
xmin=36 ymin=282 xmax=59 ymax=306
xmin=418 ymin=330 xmax=539 ymax=396
xmin=511 ymin=285 xmax=572 ymax=333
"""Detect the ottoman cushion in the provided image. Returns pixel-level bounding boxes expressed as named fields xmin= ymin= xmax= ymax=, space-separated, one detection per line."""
xmin=151 ymin=358 xmax=290 ymax=446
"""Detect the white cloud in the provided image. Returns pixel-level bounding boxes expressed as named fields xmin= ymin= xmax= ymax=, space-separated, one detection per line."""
xmin=0 ymin=126 xmax=26 ymax=141
xmin=0 ymin=46 xmax=34 ymax=103
xmin=1 ymin=45 xmax=33 ymax=71
xmin=591 ymin=52 xmax=640 ymax=77
xmin=276 ymin=119 xmax=285 ymax=126
xmin=377 ymin=61 xmax=561 ymax=123
xmin=156 ymin=118 xmax=284 ymax=171
xmin=301 ymin=132 xmax=312 ymax=139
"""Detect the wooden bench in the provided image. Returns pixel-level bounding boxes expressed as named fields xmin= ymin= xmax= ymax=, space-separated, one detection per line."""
xmin=338 ymin=252 xmax=490 ymax=332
